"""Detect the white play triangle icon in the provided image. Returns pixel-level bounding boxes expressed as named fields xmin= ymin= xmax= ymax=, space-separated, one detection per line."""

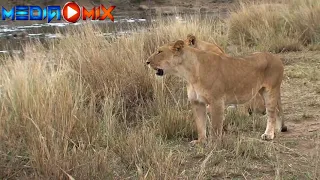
xmin=67 ymin=6 xmax=78 ymax=19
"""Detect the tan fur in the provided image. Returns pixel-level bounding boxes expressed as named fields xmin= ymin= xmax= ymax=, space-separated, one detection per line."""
xmin=185 ymin=34 xmax=225 ymax=56
xmin=146 ymin=40 xmax=287 ymax=144
xmin=185 ymin=34 xmax=266 ymax=116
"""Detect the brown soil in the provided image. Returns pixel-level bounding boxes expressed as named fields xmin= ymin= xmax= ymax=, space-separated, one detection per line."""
xmin=279 ymin=51 xmax=320 ymax=157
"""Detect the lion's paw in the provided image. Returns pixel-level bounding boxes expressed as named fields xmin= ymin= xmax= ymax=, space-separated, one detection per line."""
xmin=261 ymin=133 xmax=274 ymax=140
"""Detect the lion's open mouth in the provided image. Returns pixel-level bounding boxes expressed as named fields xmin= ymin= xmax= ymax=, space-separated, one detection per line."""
xmin=155 ymin=68 xmax=164 ymax=76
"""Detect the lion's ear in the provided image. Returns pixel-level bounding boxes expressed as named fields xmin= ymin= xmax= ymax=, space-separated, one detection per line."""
xmin=187 ymin=34 xmax=196 ymax=45
xmin=172 ymin=40 xmax=185 ymax=51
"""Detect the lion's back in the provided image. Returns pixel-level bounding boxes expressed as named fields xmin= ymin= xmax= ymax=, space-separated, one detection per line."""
xmin=200 ymin=41 xmax=225 ymax=55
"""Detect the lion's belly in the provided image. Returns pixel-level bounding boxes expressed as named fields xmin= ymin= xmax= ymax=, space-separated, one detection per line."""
xmin=225 ymin=90 xmax=259 ymax=105
xmin=224 ymin=76 xmax=263 ymax=104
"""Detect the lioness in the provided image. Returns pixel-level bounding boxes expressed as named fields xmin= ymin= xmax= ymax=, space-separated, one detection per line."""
xmin=146 ymin=40 xmax=287 ymax=144
xmin=185 ymin=34 xmax=225 ymax=56
xmin=185 ymin=34 xmax=266 ymax=115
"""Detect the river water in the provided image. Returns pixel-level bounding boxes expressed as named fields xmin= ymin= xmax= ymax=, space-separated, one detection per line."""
xmin=0 ymin=9 xmax=229 ymax=59
xmin=0 ymin=14 xmax=154 ymax=57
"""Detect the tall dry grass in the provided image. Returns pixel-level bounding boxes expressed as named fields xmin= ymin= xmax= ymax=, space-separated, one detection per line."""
xmin=229 ymin=0 xmax=320 ymax=52
xmin=0 ymin=0 xmax=319 ymax=179
xmin=0 ymin=17 xmax=224 ymax=179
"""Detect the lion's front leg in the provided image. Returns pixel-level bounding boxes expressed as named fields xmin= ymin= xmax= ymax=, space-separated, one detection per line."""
xmin=190 ymin=100 xmax=207 ymax=145
xmin=208 ymin=99 xmax=225 ymax=140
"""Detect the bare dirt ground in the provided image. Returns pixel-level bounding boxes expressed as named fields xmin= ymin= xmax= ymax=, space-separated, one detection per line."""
xmin=280 ymin=51 xmax=320 ymax=157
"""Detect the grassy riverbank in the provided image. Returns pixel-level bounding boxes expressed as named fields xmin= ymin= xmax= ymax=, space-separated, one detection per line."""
xmin=0 ymin=0 xmax=319 ymax=179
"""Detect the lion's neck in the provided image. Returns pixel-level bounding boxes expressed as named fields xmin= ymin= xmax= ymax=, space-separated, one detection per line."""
xmin=174 ymin=49 xmax=199 ymax=84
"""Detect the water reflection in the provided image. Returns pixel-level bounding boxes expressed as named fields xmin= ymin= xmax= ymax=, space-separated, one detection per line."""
xmin=0 ymin=11 xmax=225 ymax=58
xmin=0 ymin=16 xmax=152 ymax=57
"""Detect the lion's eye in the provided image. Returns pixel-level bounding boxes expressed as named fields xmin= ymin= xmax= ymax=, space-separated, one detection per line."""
xmin=157 ymin=50 xmax=162 ymax=54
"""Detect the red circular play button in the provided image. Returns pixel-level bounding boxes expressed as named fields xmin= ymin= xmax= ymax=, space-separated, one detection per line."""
xmin=62 ymin=2 xmax=81 ymax=23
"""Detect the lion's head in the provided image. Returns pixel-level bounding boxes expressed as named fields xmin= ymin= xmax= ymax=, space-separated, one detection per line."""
xmin=184 ymin=33 xmax=225 ymax=56
xmin=185 ymin=34 xmax=196 ymax=47
xmin=146 ymin=40 xmax=185 ymax=76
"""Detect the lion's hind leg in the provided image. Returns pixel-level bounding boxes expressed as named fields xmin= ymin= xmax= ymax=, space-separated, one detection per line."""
xmin=247 ymin=92 xmax=266 ymax=115
xmin=261 ymin=86 xmax=281 ymax=140
xmin=276 ymin=94 xmax=287 ymax=132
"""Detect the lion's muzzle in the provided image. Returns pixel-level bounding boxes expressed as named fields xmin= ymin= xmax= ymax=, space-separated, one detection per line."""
xmin=146 ymin=59 xmax=164 ymax=76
